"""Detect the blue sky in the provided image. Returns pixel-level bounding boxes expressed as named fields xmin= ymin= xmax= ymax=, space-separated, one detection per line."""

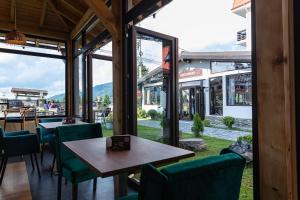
xmin=0 ymin=0 xmax=247 ymax=99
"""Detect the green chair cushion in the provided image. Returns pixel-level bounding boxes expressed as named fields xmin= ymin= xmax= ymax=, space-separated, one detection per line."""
xmin=160 ymin=152 xmax=245 ymax=200
xmin=117 ymin=193 xmax=138 ymax=200
xmin=62 ymin=158 xmax=97 ymax=183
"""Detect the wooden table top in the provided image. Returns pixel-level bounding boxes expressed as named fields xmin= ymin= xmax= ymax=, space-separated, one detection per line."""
xmin=39 ymin=120 xmax=88 ymax=131
xmin=63 ymin=136 xmax=195 ymax=177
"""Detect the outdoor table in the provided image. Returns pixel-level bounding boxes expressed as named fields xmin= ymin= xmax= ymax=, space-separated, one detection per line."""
xmin=63 ymin=135 xmax=195 ymax=198
xmin=38 ymin=120 xmax=88 ymax=131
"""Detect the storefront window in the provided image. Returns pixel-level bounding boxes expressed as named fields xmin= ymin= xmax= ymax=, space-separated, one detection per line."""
xmin=211 ymin=61 xmax=251 ymax=73
xmin=144 ymin=86 xmax=161 ymax=105
xmin=210 ymin=77 xmax=223 ymax=115
xmin=227 ymin=73 xmax=252 ymax=106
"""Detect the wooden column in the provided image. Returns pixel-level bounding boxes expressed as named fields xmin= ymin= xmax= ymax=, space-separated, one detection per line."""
xmin=111 ymin=0 xmax=125 ymax=136
xmin=255 ymin=0 xmax=298 ymax=198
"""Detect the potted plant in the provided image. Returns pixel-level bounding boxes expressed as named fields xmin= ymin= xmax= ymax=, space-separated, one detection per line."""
xmin=106 ymin=112 xmax=113 ymax=129
xmin=191 ymin=113 xmax=204 ymax=137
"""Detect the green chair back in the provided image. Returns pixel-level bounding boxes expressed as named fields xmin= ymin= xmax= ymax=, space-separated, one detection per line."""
xmin=160 ymin=150 xmax=246 ymax=200
xmin=0 ymin=127 xmax=4 ymax=139
xmin=55 ymin=123 xmax=102 ymax=171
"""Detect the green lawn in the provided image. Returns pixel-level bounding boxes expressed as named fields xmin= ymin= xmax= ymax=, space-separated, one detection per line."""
xmin=102 ymin=125 xmax=253 ymax=200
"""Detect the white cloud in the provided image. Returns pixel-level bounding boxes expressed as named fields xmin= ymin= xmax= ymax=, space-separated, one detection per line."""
xmin=92 ymin=59 xmax=112 ymax=86
xmin=139 ymin=0 xmax=245 ymax=51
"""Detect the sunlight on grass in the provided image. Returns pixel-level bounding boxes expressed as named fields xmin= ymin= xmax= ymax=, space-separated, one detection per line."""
xmin=101 ymin=125 xmax=253 ymax=200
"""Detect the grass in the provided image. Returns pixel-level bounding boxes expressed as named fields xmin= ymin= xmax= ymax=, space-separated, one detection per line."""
xmin=101 ymin=125 xmax=253 ymax=200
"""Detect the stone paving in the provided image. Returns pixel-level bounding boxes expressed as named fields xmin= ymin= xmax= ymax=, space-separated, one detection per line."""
xmin=138 ymin=119 xmax=251 ymax=141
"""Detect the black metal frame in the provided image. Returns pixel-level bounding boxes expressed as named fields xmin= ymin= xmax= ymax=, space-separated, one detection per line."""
xmin=126 ymin=26 xmax=179 ymax=146
xmin=293 ymin=0 xmax=300 ymax=197
xmin=251 ymin=0 xmax=259 ymax=199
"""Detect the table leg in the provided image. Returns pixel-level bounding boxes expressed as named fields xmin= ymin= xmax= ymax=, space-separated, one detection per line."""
xmin=114 ymin=173 xmax=128 ymax=198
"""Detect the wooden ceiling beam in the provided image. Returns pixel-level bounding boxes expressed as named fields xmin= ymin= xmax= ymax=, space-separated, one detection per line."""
xmin=83 ymin=0 xmax=117 ymax=37
xmin=46 ymin=0 xmax=69 ymax=30
xmin=40 ymin=0 xmax=47 ymax=27
xmin=71 ymin=8 xmax=94 ymax=39
xmin=10 ymin=0 xmax=15 ymax=22
xmin=0 ymin=20 xmax=68 ymax=40
xmin=59 ymin=0 xmax=84 ymax=16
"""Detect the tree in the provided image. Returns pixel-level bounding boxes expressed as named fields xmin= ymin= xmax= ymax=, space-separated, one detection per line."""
xmin=96 ymin=96 xmax=103 ymax=110
xmin=103 ymin=95 xmax=111 ymax=107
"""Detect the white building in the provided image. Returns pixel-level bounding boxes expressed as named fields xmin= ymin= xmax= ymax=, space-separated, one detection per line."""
xmin=232 ymin=0 xmax=251 ymax=50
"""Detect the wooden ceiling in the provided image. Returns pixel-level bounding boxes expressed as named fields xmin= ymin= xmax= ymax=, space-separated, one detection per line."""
xmin=0 ymin=0 xmax=162 ymax=42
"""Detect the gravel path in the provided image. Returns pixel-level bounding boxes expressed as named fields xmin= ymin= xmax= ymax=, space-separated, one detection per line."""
xmin=138 ymin=119 xmax=250 ymax=141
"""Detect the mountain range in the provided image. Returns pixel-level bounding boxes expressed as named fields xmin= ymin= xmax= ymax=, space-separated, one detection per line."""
xmin=49 ymin=82 xmax=113 ymax=102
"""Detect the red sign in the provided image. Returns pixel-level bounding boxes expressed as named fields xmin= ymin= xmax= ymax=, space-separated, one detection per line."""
xmin=162 ymin=46 xmax=171 ymax=70
xmin=179 ymin=69 xmax=203 ymax=78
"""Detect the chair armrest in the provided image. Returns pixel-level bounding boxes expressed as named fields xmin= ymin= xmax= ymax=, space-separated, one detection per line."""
xmin=3 ymin=134 xmax=40 ymax=156
xmin=5 ymin=130 xmax=31 ymax=137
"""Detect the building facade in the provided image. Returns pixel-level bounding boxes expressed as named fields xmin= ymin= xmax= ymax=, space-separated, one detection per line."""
xmin=232 ymin=0 xmax=251 ymax=50
xmin=138 ymin=51 xmax=252 ymax=121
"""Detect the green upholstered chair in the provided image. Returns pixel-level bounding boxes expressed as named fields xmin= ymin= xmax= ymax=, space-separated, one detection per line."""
xmin=118 ymin=148 xmax=246 ymax=200
xmin=55 ymin=123 xmax=102 ymax=200
xmin=36 ymin=117 xmax=63 ymax=165
xmin=0 ymin=127 xmax=40 ymax=185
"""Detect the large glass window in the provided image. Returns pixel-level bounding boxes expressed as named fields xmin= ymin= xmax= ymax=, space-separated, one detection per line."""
xmin=227 ymin=73 xmax=252 ymax=106
xmin=74 ymin=54 xmax=84 ymax=117
xmin=210 ymin=77 xmax=223 ymax=115
xmin=92 ymin=58 xmax=113 ymax=137
xmin=211 ymin=61 xmax=251 ymax=73
xmin=0 ymin=53 xmax=66 ymax=117
xmin=144 ymin=86 xmax=161 ymax=105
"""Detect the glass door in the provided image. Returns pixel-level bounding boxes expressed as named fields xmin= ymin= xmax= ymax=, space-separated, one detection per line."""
xmin=128 ymin=26 xmax=179 ymax=146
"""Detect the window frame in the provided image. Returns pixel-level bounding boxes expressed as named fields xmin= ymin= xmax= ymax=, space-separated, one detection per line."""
xmin=226 ymin=72 xmax=252 ymax=107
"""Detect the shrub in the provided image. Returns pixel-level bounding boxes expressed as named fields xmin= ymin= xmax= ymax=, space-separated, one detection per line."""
xmin=106 ymin=112 xmax=113 ymax=123
xmin=191 ymin=113 xmax=204 ymax=137
xmin=138 ymin=108 xmax=148 ymax=119
xmin=237 ymin=135 xmax=252 ymax=144
xmin=223 ymin=116 xmax=235 ymax=129
xmin=203 ymin=119 xmax=211 ymax=127
xmin=147 ymin=109 xmax=158 ymax=120
xmin=156 ymin=112 xmax=162 ymax=120
xmin=160 ymin=117 xmax=168 ymax=128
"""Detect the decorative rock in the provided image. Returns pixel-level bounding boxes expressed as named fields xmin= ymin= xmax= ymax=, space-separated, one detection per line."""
xmin=179 ymin=138 xmax=207 ymax=152
xmin=229 ymin=140 xmax=253 ymax=163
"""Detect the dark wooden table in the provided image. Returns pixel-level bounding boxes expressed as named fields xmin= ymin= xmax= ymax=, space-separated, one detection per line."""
xmin=63 ymin=135 xmax=195 ymax=197
xmin=38 ymin=120 xmax=87 ymax=131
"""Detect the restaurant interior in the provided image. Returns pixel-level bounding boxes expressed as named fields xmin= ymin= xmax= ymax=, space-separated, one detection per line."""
xmin=0 ymin=0 xmax=299 ymax=200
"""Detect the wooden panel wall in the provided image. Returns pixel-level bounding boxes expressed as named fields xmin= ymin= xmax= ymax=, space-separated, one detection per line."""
xmin=255 ymin=0 xmax=298 ymax=199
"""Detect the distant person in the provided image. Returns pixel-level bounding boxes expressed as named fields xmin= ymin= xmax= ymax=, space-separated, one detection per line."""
xmin=44 ymin=101 xmax=50 ymax=110
xmin=49 ymin=101 xmax=58 ymax=109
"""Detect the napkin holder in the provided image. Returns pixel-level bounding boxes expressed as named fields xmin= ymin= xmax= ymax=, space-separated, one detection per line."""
xmin=62 ymin=117 xmax=76 ymax=124
xmin=106 ymin=135 xmax=131 ymax=151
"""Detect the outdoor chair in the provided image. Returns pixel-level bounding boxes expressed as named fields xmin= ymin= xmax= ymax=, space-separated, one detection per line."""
xmin=22 ymin=107 xmax=38 ymax=129
xmin=37 ymin=117 xmax=63 ymax=167
xmin=118 ymin=148 xmax=246 ymax=200
xmin=3 ymin=108 xmax=23 ymax=131
xmin=0 ymin=127 xmax=40 ymax=185
xmin=55 ymin=123 xmax=102 ymax=200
